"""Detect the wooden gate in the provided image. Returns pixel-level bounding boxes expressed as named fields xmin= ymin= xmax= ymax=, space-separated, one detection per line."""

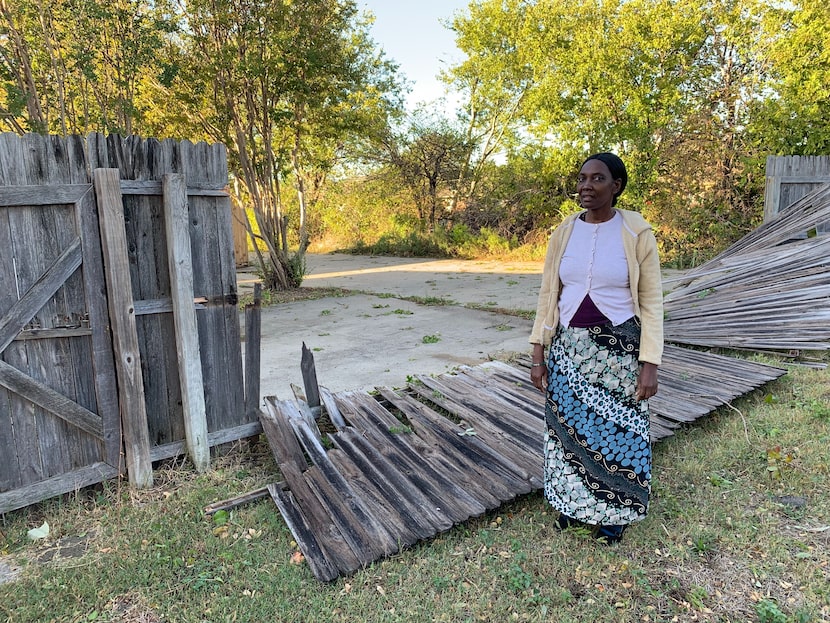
xmin=0 ymin=134 xmax=121 ymax=513
xmin=1 ymin=133 xmax=252 ymax=514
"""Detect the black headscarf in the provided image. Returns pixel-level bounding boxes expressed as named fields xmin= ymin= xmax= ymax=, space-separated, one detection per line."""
xmin=583 ymin=152 xmax=628 ymax=206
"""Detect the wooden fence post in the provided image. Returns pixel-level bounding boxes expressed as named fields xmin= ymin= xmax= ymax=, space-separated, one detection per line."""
xmin=163 ymin=173 xmax=210 ymax=472
xmin=93 ymin=168 xmax=153 ymax=488
xmin=245 ymin=283 xmax=262 ymax=422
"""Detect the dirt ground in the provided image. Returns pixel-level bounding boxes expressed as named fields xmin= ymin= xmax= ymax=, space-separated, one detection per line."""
xmin=237 ymin=253 xmax=543 ymax=404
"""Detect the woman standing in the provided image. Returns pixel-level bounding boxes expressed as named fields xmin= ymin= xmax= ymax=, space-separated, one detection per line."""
xmin=529 ymin=153 xmax=663 ymax=543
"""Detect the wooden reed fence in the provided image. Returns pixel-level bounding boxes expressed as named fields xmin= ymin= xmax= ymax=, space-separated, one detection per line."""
xmin=0 ymin=133 xmax=254 ymax=514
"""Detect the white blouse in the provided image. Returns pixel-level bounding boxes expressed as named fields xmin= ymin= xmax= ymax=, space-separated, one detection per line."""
xmin=557 ymin=211 xmax=635 ymax=327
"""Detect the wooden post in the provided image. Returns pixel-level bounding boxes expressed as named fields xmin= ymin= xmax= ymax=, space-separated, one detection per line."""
xmin=245 ymin=282 xmax=262 ymax=421
xmin=163 ymin=173 xmax=210 ymax=472
xmin=301 ymin=342 xmax=321 ymax=419
xmin=93 ymin=168 xmax=153 ymax=488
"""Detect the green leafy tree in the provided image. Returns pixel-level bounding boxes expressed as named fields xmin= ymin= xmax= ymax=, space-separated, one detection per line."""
xmin=444 ymin=0 xmax=532 ymax=212
xmin=374 ymin=111 xmax=469 ymax=231
xmin=161 ymin=0 xmax=402 ymax=289
xmin=0 ymin=0 xmax=174 ymax=135
xmin=447 ymin=0 xmax=830 ymax=264
xmin=748 ymin=0 xmax=830 ymax=154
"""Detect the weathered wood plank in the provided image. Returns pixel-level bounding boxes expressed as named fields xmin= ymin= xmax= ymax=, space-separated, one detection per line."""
xmin=204 ymin=485 xmax=273 ymax=515
xmin=212 ymin=179 xmax=246 ymax=425
xmin=149 ymin=421 xmax=263 ymax=463
xmin=0 ymin=462 xmax=119 ymax=515
xmin=326 ymin=427 xmax=453 ymax=536
xmin=408 ymin=377 xmax=543 ymax=483
xmin=0 ymin=184 xmax=91 ymax=206
xmin=133 ymin=298 xmax=207 ymax=316
xmin=189 ymin=187 xmax=244 ymax=432
xmin=301 ymin=343 xmax=321 ymax=413
xmin=366 ymin=393 xmax=511 ymax=509
xmin=319 ymin=386 xmax=348 ymax=431
xmin=19 ymin=133 xmax=73 ymax=478
xmin=163 ymin=173 xmax=209 ymax=472
xmin=94 ymin=168 xmax=153 ymax=488
xmin=377 ymin=387 xmax=533 ymax=501
xmin=267 ymin=483 xmax=341 ymax=582
xmin=259 ymin=401 xmax=310 ymax=475
xmin=245 ymin=284 xmax=262 ymax=422
xmin=119 ymin=180 xmax=229 ymax=196
xmin=450 ymin=366 xmax=547 ymax=435
xmin=0 ymin=394 xmax=17 ymax=491
xmin=325 ymin=447 xmax=422 ymax=547
xmin=0 ymin=134 xmax=42 ymax=486
xmin=304 ymin=465 xmax=396 ymax=574
xmin=0 ymin=135 xmax=21 ymax=491
xmin=0 ymin=360 xmax=103 ymax=438
xmin=276 ymin=461 xmax=362 ymax=575
xmin=337 ymin=392 xmax=488 ymax=522
xmin=414 ymin=373 xmax=543 ymax=453
xmin=209 ymin=142 xmax=247 ymax=424
xmin=13 ymin=327 xmax=92 ymax=340
xmin=288 ymin=412 xmax=406 ymax=558
xmin=129 ymin=190 xmax=180 ymax=446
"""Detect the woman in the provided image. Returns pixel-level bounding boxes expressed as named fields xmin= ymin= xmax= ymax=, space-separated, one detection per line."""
xmin=529 ymin=152 xmax=663 ymax=543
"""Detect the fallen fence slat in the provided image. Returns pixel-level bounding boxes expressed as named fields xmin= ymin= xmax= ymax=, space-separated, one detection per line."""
xmin=378 ymin=387 xmax=533 ymax=501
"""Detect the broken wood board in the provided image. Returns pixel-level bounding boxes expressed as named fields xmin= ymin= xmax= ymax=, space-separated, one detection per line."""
xmin=259 ymin=351 xmax=785 ymax=582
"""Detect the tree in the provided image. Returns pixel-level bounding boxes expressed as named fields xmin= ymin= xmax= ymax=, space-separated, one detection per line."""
xmin=447 ymin=0 xmax=826 ymax=263
xmin=372 ymin=111 xmax=469 ymax=231
xmin=443 ymin=0 xmax=532 ymax=211
xmin=162 ymin=0 xmax=402 ymax=289
xmin=0 ymin=0 xmax=174 ymax=135
xmin=747 ymin=0 xmax=830 ymax=154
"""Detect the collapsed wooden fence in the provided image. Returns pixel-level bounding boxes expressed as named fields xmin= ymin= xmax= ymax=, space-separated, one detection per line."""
xmin=251 ymin=182 xmax=830 ymax=582
xmin=664 ymin=184 xmax=830 ymax=354
xmin=260 ymin=351 xmax=785 ymax=582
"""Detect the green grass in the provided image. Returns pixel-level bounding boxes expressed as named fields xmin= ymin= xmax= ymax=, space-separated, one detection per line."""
xmin=1 ymin=365 xmax=829 ymax=623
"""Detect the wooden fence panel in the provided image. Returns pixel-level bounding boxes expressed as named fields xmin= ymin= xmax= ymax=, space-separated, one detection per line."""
xmin=86 ymin=135 xmax=249 ymax=459
xmin=0 ymin=133 xmax=121 ymax=513
xmin=765 ymin=155 xmax=830 ymax=234
xmin=2 ymin=132 xmax=249 ymax=511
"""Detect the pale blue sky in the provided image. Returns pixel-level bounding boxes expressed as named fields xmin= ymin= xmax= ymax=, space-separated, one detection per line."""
xmin=357 ymin=1 xmax=471 ymax=109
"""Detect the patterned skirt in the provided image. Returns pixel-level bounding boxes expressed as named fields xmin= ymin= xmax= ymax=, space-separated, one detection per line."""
xmin=543 ymin=317 xmax=651 ymax=526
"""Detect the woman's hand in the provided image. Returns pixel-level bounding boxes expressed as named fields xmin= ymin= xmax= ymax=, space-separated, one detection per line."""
xmin=531 ymin=364 xmax=547 ymax=392
xmin=635 ymin=362 xmax=658 ymax=401
xmin=530 ymin=344 xmax=547 ymax=392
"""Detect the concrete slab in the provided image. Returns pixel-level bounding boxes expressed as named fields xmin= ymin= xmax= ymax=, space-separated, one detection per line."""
xmin=238 ymin=254 xmax=543 ymax=402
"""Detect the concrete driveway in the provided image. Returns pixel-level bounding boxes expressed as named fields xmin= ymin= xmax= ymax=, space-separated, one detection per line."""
xmin=237 ymin=253 xmax=543 ymax=402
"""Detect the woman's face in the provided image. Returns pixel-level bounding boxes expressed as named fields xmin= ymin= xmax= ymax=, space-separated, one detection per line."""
xmin=577 ymin=159 xmax=621 ymax=213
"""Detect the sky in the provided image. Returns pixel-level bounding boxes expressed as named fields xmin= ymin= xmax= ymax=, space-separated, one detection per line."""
xmin=357 ymin=1 xmax=471 ymax=110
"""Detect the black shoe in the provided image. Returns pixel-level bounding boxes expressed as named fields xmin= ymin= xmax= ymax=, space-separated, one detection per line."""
xmin=594 ymin=524 xmax=627 ymax=544
xmin=554 ymin=514 xmax=583 ymax=530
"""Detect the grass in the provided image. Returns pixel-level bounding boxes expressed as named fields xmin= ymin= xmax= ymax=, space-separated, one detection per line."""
xmin=238 ymin=286 xmax=352 ymax=307
xmin=1 ymin=365 xmax=829 ymax=623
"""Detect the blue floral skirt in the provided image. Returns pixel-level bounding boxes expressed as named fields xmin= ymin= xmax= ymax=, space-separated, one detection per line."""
xmin=543 ymin=317 xmax=651 ymax=526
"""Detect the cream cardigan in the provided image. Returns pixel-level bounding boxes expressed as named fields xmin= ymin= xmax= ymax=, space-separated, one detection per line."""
xmin=529 ymin=209 xmax=664 ymax=365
